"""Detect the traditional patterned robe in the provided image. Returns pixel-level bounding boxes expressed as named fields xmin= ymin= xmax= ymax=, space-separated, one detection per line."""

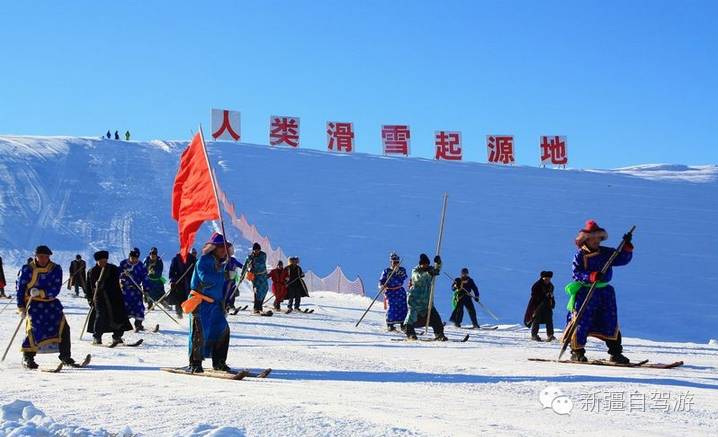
xmin=379 ymin=266 xmax=408 ymax=324
xmin=119 ymin=259 xmax=150 ymax=320
xmin=16 ymin=261 xmax=66 ymax=353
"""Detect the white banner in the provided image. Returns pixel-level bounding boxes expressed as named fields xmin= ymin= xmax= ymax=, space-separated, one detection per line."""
xmin=211 ymin=108 xmax=241 ymax=141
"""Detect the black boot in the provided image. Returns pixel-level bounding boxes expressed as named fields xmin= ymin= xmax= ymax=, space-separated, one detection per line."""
xmin=23 ymin=353 xmax=38 ymax=370
xmin=62 ymin=357 xmax=79 ymax=367
xmin=531 ymin=334 xmax=543 ymax=342
xmin=387 ymin=324 xmax=396 ymax=332
xmin=435 ymin=334 xmax=449 ymax=342
xmin=134 ymin=320 xmax=145 ymax=332
xmin=571 ymin=349 xmax=588 ymax=362
xmin=405 ymin=325 xmax=418 ymax=340
xmin=609 ymin=353 xmax=630 ymax=364
xmin=189 ymin=361 xmax=204 ymax=374
xmin=92 ymin=336 xmax=102 ymax=345
xmin=213 ymin=362 xmax=231 ymax=372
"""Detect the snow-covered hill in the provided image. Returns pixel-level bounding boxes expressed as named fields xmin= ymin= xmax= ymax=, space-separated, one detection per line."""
xmin=0 ymin=135 xmax=716 ymax=343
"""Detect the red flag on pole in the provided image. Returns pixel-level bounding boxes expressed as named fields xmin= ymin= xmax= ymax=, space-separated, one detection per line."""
xmin=172 ymin=131 xmax=221 ymax=261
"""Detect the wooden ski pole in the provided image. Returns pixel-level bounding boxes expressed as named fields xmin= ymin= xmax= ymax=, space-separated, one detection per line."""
xmin=2 ymin=300 xmax=31 ymax=362
xmin=123 ymin=271 xmax=181 ymax=326
xmin=355 ymin=265 xmax=399 ymax=328
xmin=80 ymin=266 xmax=105 ymax=340
xmin=558 ymin=225 xmax=636 ymax=360
xmin=423 ymin=193 xmax=449 ymax=335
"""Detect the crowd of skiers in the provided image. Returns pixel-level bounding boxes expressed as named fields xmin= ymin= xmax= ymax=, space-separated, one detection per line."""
xmin=4 ymin=218 xmax=634 ymax=371
xmin=105 ymin=130 xmax=131 ymax=141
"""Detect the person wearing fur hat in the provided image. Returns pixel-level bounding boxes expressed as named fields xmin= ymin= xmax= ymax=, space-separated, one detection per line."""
xmin=564 ymin=220 xmax=634 ymax=363
xmin=168 ymin=249 xmax=197 ymax=318
xmin=247 ymin=243 xmax=270 ymax=314
xmin=449 ymin=268 xmax=480 ymax=329
xmin=143 ymin=247 xmax=165 ymax=303
xmin=16 ymin=245 xmax=80 ymax=369
xmin=185 ymin=232 xmax=234 ymax=373
xmin=119 ymin=247 xmax=152 ymax=332
xmin=284 ymin=256 xmax=308 ymax=313
xmin=268 ymin=260 xmax=289 ymax=311
xmin=378 ymin=252 xmax=408 ymax=332
xmin=523 ymin=271 xmax=556 ymax=341
xmin=86 ymin=251 xmax=133 ymax=345
xmin=221 ymin=243 xmax=244 ymax=312
xmin=68 ymin=254 xmax=87 ymax=297
xmin=404 ymin=253 xmax=447 ymax=341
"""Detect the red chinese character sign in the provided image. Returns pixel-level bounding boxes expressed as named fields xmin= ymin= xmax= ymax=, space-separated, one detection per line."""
xmin=540 ymin=136 xmax=568 ymax=167
xmin=381 ymin=125 xmax=411 ymax=156
xmin=434 ymin=131 xmax=462 ymax=160
xmin=486 ymin=135 xmax=515 ymax=164
xmin=211 ymin=109 xmax=241 ymax=141
xmin=326 ymin=122 xmax=355 ymax=153
xmin=269 ymin=116 xmax=300 ymax=147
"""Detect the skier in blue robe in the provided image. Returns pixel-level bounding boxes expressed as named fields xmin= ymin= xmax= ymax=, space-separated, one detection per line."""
xmin=222 ymin=246 xmax=244 ymax=312
xmin=16 ymin=245 xmax=80 ymax=369
xmin=247 ymin=243 xmax=269 ymax=314
xmin=565 ymin=220 xmax=634 ymax=364
xmin=143 ymin=247 xmax=165 ymax=302
xmin=119 ymin=247 xmax=151 ymax=332
xmin=378 ymin=252 xmax=408 ymax=332
xmin=185 ymin=232 xmax=233 ymax=373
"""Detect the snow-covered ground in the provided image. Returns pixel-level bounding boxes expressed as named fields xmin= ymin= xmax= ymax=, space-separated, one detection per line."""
xmin=1 ymin=135 xmax=716 ymax=344
xmin=1 ymin=290 xmax=717 ymax=436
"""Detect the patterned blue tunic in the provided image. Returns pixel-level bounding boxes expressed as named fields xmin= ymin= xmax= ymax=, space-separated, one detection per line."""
xmin=189 ymin=253 xmax=229 ymax=358
xmin=249 ymin=251 xmax=269 ymax=302
xmin=568 ymin=245 xmax=633 ymax=350
xmin=119 ymin=259 xmax=150 ymax=320
xmin=16 ymin=262 xmax=66 ymax=354
xmin=223 ymin=256 xmax=244 ymax=308
xmin=379 ymin=267 xmax=408 ymax=324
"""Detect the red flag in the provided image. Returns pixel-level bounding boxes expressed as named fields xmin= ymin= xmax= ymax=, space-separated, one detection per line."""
xmin=172 ymin=132 xmax=220 ymax=261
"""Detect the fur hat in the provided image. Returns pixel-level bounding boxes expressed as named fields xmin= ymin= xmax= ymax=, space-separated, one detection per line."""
xmin=129 ymin=248 xmax=140 ymax=258
xmin=94 ymin=251 xmax=109 ymax=261
xmin=75 ymin=254 xmax=82 ymax=260
xmin=575 ymin=220 xmax=608 ymax=247
xmin=35 ymin=245 xmax=52 ymax=256
xmin=203 ymin=232 xmax=230 ymax=255
xmin=149 ymin=247 xmax=158 ymax=255
xmin=540 ymin=270 xmax=553 ymax=278
xmin=390 ymin=252 xmax=400 ymax=262
xmin=419 ymin=253 xmax=430 ymax=265
xmin=252 ymin=242 xmax=261 ymax=251
xmin=461 ymin=267 xmax=469 ymax=274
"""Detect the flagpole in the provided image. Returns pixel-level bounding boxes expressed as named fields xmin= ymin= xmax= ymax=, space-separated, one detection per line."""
xmin=198 ymin=125 xmax=231 ymax=261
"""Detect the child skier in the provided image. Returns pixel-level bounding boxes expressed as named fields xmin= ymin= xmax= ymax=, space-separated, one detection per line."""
xmin=449 ymin=268 xmax=480 ymax=329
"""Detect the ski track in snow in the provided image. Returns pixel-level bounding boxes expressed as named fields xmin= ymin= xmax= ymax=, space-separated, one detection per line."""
xmin=0 ymin=291 xmax=717 ymax=436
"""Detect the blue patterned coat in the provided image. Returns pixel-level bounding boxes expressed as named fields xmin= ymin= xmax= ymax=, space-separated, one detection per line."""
xmin=189 ymin=253 xmax=229 ymax=358
xmin=568 ymin=245 xmax=633 ymax=349
xmin=119 ymin=259 xmax=150 ymax=320
xmin=223 ymin=256 xmax=244 ymax=308
xmin=249 ymin=251 xmax=269 ymax=301
xmin=16 ymin=261 xmax=66 ymax=353
xmin=379 ymin=266 xmax=408 ymax=324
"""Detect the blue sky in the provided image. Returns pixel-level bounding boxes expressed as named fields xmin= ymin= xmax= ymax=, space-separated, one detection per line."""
xmin=1 ymin=0 xmax=716 ymax=168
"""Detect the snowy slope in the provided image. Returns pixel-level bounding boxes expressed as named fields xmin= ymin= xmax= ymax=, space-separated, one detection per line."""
xmin=0 ymin=292 xmax=717 ymax=436
xmin=1 ymin=136 xmax=717 ymax=343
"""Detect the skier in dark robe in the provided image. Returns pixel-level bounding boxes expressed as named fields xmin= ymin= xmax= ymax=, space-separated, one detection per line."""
xmin=449 ymin=267 xmax=480 ymax=329
xmin=268 ymin=261 xmax=288 ymax=311
xmin=184 ymin=233 xmax=233 ymax=373
xmin=114 ymin=130 xmax=120 ymax=140
xmin=106 ymin=130 xmax=111 ymax=139
xmin=86 ymin=251 xmax=133 ymax=345
xmin=0 ymin=255 xmax=7 ymax=298
xmin=68 ymin=254 xmax=87 ymax=297
xmin=168 ymin=249 xmax=196 ymax=318
xmin=378 ymin=252 xmax=408 ymax=331
xmin=404 ymin=254 xmax=447 ymax=341
xmin=143 ymin=247 xmax=165 ymax=303
xmin=284 ymin=256 xmax=308 ymax=313
xmin=564 ymin=220 xmax=634 ymax=363
xmin=16 ymin=245 xmax=80 ymax=368
xmin=523 ymin=271 xmax=556 ymax=341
